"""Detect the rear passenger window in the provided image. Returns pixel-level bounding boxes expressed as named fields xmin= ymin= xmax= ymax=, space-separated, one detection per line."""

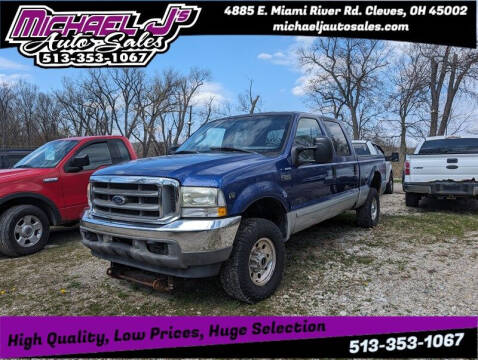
xmin=75 ymin=142 xmax=112 ymax=171
xmin=353 ymin=144 xmax=370 ymax=155
xmin=324 ymin=121 xmax=351 ymax=156
xmin=108 ymin=139 xmax=131 ymax=164
xmin=294 ymin=118 xmax=323 ymax=162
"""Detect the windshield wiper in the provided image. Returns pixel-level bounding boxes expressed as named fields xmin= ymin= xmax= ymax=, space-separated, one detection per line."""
xmin=209 ymin=146 xmax=256 ymax=154
xmin=14 ymin=164 xmax=32 ymax=168
xmin=174 ymin=150 xmax=199 ymax=154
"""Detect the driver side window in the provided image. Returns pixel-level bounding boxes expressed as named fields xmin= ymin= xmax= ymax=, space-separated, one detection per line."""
xmin=294 ymin=118 xmax=323 ymax=162
xmin=75 ymin=142 xmax=112 ymax=171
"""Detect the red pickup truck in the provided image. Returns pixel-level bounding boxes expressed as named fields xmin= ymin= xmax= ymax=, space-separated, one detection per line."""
xmin=0 ymin=136 xmax=136 ymax=257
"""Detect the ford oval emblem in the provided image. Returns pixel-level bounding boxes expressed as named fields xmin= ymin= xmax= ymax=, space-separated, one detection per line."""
xmin=112 ymin=195 xmax=127 ymax=205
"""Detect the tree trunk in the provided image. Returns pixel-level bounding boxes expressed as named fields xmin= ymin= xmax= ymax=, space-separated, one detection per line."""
xmin=429 ymin=58 xmax=439 ymax=136
xmin=350 ymin=110 xmax=359 ymax=139
xmin=400 ymin=117 xmax=407 ymax=164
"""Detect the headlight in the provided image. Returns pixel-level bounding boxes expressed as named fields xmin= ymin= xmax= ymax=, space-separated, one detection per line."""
xmin=180 ymin=187 xmax=227 ymax=217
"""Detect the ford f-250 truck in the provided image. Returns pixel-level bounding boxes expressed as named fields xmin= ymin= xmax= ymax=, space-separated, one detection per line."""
xmin=81 ymin=112 xmax=387 ymax=302
xmin=0 ymin=136 xmax=136 ymax=257
xmin=403 ymin=136 xmax=478 ymax=207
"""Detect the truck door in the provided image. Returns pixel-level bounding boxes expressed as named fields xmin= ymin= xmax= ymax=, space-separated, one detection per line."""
xmin=322 ymin=120 xmax=359 ymax=202
xmin=288 ymin=117 xmax=334 ymax=232
xmin=59 ymin=141 xmax=114 ymax=219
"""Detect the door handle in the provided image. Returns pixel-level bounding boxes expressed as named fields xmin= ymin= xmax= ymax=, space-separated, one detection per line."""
xmin=43 ymin=177 xmax=59 ymax=183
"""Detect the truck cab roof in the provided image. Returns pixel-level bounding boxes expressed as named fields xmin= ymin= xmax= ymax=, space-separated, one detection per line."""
xmin=212 ymin=112 xmax=340 ymax=123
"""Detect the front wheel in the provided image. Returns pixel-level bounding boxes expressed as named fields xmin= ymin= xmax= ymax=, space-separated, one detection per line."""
xmin=0 ymin=205 xmax=50 ymax=257
xmin=220 ymin=218 xmax=285 ymax=303
xmin=356 ymin=187 xmax=380 ymax=228
xmin=384 ymin=172 xmax=394 ymax=194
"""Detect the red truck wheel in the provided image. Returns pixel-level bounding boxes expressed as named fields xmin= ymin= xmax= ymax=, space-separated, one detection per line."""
xmin=0 ymin=205 xmax=50 ymax=257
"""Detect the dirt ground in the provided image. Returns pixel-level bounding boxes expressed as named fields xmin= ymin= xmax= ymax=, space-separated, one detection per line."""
xmin=0 ymin=185 xmax=476 ymax=316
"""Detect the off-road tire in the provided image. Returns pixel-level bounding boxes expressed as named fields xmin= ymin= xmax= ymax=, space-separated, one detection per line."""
xmin=0 ymin=205 xmax=50 ymax=257
xmin=384 ymin=172 xmax=394 ymax=194
xmin=356 ymin=187 xmax=380 ymax=228
xmin=405 ymin=192 xmax=420 ymax=207
xmin=220 ymin=218 xmax=285 ymax=303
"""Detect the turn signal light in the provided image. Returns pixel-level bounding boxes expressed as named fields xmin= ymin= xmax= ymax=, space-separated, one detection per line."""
xmin=217 ymin=207 xmax=227 ymax=217
xmin=404 ymin=160 xmax=410 ymax=175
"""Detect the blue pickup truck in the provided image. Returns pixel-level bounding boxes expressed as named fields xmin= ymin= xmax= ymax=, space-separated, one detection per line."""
xmin=81 ymin=112 xmax=387 ymax=302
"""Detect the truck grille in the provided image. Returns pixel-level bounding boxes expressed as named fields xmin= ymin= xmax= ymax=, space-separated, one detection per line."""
xmin=89 ymin=176 xmax=180 ymax=224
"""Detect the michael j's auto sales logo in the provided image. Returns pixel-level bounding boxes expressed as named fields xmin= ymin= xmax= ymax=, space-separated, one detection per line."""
xmin=5 ymin=4 xmax=201 ymax=67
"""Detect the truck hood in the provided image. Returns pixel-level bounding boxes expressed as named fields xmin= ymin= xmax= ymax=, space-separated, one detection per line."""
xmin=0 ymin=168 xmax=48 ymax=184
xmin=93 ymin=153 xmax=271 ymax=186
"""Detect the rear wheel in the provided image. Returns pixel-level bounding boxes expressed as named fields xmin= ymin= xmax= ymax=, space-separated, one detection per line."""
xmin=220 ymin=218 xmax=285 ymax=303
xmin=405 ymin=192 xmax=420 ymax=207
xmin=0 ymin=205 xmax=50 ymax=257
xmin=356 ymin=188 xmax=380 ymax=228
xmin=384 ymin=172 xmax=394 ymax=194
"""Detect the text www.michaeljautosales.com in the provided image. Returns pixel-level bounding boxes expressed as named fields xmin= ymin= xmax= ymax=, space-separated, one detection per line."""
xmin=273 ymin=21 xmax=409 ymax=34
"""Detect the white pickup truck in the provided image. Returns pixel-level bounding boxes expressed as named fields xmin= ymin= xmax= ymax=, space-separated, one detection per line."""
xmin=352 ymin=140 xmax=398 ymax=195
xmin=403 ymin=136 xmax=478 ymax=207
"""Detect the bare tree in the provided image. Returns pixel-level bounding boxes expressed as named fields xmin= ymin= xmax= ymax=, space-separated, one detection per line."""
xmin=56 ymin=78 xmax=100 ymax=136
xmin=299 ymin=38 xmax=389 ymax=139
xmin=171 ymin=68 xmax=210 ymax=146
xmin=0 ymin=83 xmax=15 ymax=148
xmin=388 ymin=46 xmax=428 ymax=162
xmin=197 ymin=96 xmax=231 ymax=126
xmin=419 ymin=45 xmax=478 ymax=136
xmin=14 ymin=81 xmax=38 ymax=146
xmin=36 ymin=92 xmax=65 ymax=142
xmin=131 ymin=70 xmax=179 ymax=156
xmin=238 ymin=79 xmax=261 ymax=114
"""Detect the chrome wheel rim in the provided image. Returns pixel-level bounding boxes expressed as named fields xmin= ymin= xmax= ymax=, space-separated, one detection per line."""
xmin=248 ymin=237 xmax=276 ymax=286
xmin=14 ymin=215 xmax=42 ymax=247
xmin=371 ymin=198 xmax=378 ymax=221
xmin=390 ymin=177 xmax=394 ymax=192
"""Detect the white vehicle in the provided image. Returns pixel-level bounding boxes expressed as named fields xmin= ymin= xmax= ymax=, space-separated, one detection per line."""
xmin=352 ymin=140 xmax=398 ymax=194
xmin=403 ymin=136 xmax=478 ymax=207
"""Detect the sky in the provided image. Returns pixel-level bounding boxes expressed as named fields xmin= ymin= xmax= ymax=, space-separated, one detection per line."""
xmin=1 ymin=34 xmax=477 ymax=139
xmin=0 ymin=35 xmax=313 ymax=112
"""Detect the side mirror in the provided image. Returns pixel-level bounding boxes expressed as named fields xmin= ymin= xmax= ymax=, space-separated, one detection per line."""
xmin=313 ymin=137 xmax=334 ymax=163
xmin=168 ymin=146 xmax=179 ymax=155
xmin=386 ymin=152 xmax=399 ymax=162
xmin=67 ymin=154 xmax=90 ymax=172
xmin=292 ymin=137 xmax=334 ymax=166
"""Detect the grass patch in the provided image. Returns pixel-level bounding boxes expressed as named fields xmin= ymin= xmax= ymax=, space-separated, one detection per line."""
xmin=382 ymin=212 xmax=478 ymax=241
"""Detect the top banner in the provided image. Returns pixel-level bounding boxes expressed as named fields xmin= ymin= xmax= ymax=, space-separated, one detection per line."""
xmin=0 ymin=1 xmax=476 ymax=68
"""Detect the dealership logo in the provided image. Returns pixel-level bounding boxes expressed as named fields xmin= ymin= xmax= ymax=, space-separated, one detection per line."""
xmin=5 ymin=4 xmax=201 ymax=68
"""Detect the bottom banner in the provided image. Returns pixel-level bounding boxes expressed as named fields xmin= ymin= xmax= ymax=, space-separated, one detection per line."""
xmin=0 ymin=316 xmax=476 ymax=358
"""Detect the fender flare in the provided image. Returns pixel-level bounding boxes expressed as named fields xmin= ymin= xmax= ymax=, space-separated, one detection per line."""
xmin=230 ymin=181 xmax=290 ymax=215
xmin=366 ymin=166 xmax=380 ymax=185
xmin=0 ymin=192 xmax=62 ymax=225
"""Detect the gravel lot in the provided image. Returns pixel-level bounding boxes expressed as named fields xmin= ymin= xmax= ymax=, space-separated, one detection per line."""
xmin=0 ymin=186 xmax=476 ymax=316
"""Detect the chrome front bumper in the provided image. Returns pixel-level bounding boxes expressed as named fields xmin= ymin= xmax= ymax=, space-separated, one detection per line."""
xmin=80 ymin=211 xmax=241 ymax=278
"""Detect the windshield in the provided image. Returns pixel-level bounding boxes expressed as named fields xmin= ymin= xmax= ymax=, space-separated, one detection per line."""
xmin=14 ymin=140 xmax=78 ymax=168
xmin=176 ymin=115 xmax=292 ymax=155
xmin=418 ymin=138 xmax=478 ymax=155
